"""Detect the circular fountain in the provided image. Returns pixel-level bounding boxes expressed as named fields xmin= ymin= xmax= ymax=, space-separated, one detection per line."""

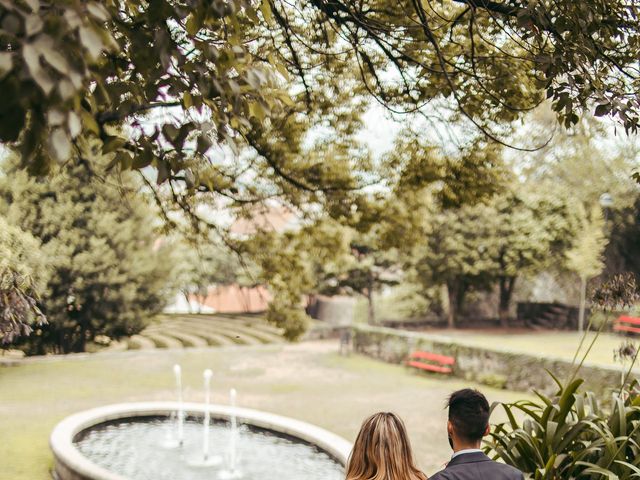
xmin=50 ymin=401 xmax=351 ymax=480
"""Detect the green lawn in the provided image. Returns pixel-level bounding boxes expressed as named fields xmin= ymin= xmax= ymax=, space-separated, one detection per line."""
xmin=0 ymin=341 xmax=528 ymax=479
xmin=425 ymin=329 xmax=634 ymax=368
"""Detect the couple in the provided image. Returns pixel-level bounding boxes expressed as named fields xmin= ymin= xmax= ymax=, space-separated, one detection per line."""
xmin=345 ymin=388 xmax=523 ymax=480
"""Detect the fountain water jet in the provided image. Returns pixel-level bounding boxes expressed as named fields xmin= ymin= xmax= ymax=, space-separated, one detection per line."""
xmin=203 ymin=369 xmax=212 ymax=459
xmin=219 ymin=388 xmax=242 ymax=479
xmin=187 ymin=368 xmax=222 ymax=467
xmin=174 ymin=364 xmax=184 ymax=446
xmin=159 ymin=365 xmax=184 ymax=449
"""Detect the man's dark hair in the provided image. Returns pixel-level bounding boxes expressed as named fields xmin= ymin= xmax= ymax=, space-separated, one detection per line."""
xmin=447 ymin=388 xmax=490 ymax=442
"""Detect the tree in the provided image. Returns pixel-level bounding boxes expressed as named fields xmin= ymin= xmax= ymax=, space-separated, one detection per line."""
xmin=566 ymin=206 xmax=608 ymax=332
xmin=319 ymin=237 xmax=399 ymax=325
xmin=409 ymin=204 xmax=495 ymax=328
xmin=4 ymin=0 xmax=640 ymax=188
xmin=271 ymin=1 xmax=640 ymax=136
xmin=0 ymin=0 xmax=369 ymax=217
xmin=482 ymin=189 xmax=578 ymax=327
xmin=513 ymin=110 xmax=640 ymax=298
xmin=0 ymin=216 xmax=48 ymax=346
xmin=5 ymin=0 xmax=640 ymax=341
xmin=0 ymin=157 xmax=175 ymax=354
xmin=172 ymin=237 xmax=246 ymax=312
xmin=379 ymin=138 xmax=509 ymax=327
xmin=244 ymin=218 xmax=353 ymax=339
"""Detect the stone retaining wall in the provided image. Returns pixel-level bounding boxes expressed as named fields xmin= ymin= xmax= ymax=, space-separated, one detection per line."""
xmin=352 ymin=324 xmax=625 ymax=397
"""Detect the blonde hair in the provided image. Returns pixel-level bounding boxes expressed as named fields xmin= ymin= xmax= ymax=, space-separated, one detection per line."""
xmin=346 ymin=412 xmax=427 ymax=480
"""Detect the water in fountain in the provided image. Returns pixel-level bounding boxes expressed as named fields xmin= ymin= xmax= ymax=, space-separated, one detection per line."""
xmin=76 ymin=418 xmax=344 ymax=480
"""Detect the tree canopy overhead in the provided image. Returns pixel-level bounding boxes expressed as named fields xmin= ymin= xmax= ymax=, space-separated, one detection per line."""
xmin=0 ymin=0 xmax=372 ymax=229
xmin=3 ymin=0 xmax=640 ymax=204
xmin=3 ymin=0 xmax=640 ymax=339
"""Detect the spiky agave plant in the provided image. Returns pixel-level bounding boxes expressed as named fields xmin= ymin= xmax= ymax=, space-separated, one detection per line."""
xmin=486 ymin=374 xmax=640 ymax=480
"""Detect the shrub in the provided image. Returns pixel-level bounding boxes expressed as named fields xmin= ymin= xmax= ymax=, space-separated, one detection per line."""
xmin=0 ymin=159 xmax=175 ymax=354
xmin=486 ymin=373 xmax=640 ymax=479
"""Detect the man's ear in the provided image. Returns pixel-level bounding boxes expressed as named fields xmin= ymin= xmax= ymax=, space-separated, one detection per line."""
xmin=447 ymin=420 xmax=453 ymax=436
xmin=483 ymin=424 xmax=490 ymax=437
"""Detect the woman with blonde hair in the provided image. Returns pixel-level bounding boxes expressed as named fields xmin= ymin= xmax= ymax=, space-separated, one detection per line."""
xmin=346 ymin=412 xmax=427 ymax=480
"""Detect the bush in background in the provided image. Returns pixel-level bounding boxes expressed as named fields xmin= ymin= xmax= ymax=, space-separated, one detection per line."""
xmin=0 ymin=158 xmax=175 ymax=354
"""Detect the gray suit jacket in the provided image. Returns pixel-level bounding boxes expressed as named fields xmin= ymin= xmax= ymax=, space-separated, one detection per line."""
xmin=430 ymin=452 xmax=524 ymax=480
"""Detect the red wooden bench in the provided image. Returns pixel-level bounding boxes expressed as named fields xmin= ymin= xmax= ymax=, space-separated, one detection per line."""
xmin=406 ymin=351 xmax=455 ymax=374
xmin=614 ymin=316 xmax=640 ymax=334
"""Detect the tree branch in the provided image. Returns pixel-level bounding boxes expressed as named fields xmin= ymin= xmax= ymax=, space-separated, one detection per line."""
xmin=451 ymin=0 xmax=519 ymax=18
xmin=96 ymin=101 xmax=182 ymax=125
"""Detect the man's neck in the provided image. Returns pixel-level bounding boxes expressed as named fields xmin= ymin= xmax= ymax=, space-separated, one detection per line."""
xmin=452 ymin=443 xmax=482 ymax=453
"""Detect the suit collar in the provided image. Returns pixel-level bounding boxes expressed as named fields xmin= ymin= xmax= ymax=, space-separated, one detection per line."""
xmin=446 ymin=451 xmax=492 ymax=467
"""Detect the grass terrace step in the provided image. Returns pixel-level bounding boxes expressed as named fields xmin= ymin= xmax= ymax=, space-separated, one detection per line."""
xmin=164 ymin=326 xmax=237 ymax=347
xmin=104 ymin=341 xmax=128 ymax=352
xmin=195 ymin=319 xmax=281 ymax=344
xmin=127 ymin=335 xmax=156 ymax=350
xmin=169 ymin=317 xmax=277 ymax=344
xmin=156 ymin=329 xmax=208 ymax=348
xmin=141 ymin=331 xmax=184 ymax=349
xmin=213 ymin=314 xmax=283 ymax=335
xmin=167 ymin=317 xmax=263 ymax=345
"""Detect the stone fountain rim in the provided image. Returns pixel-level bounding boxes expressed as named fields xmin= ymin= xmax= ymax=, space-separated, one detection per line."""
xmin=50 ymin=401 xmax=352 ymax=480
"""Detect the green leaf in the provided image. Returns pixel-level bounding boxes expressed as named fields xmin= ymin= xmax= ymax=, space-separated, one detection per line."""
xmin=132 ymin=149 xmax=154 ymax=169
xmin=25 ymin=14 xmax=43 ymax=36
xmin=183 ymin=91 xmax=193 ymax=109
xmin=260 ymin=0 xmax=273 ymax=23
xmin=80 ymin=111 xmax=99 ymax=135
xmin=196 ymin=135 xmax=212 ymax=155
xmin=156 ymin=159 xmax=169 ymax=184
xmin=595 ymin=104 xmax=611 ymax=117
xmin=86 ymin=2 xmax=109 ymax=21
xmin=67 ymin=112 xmax=81 ymax=138
xmin=42 ymin=48 xmax=70 ymax=75
xmin=185 ymin=13 xmax=201 ymax=36
xmin=246 ymin=5 xmax=260 ymax=23
xmin=24 ymin=0 xmax=39 ymax=12
xmin=105 ymin=150 xmax=132 ymax=171
xmin=102 ymin=136 xmax=126 ymax=154
xmin=162 ymin=124 xmax=179 ymax=142
xmin=79 ymin=26 xmax=104 ymax=59
xmin=49 ymin=128 xmax=72 ymax=162
xmin=0 ymin=52 xmax=12 ymax=76
xmin=23 ymin=43 xmax=54 ymax=95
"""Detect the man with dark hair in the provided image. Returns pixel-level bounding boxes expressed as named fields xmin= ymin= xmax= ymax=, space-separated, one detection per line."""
xmin=430 ymin=388 xmax=524 ymax=480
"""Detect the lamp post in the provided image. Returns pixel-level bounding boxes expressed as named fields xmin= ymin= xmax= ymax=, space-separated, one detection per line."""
xmin=575 ymin=192 xmax=613 ymax=333
xmin=599 ymin=192 xmax=614 ymax=221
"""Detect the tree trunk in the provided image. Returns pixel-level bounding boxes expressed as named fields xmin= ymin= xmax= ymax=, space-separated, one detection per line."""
xmin=578 ymin=275 xmax=587 ymax=332
xmin=446 ymin=279 xmax=467 ymax=328
xmin=446 ymin=292 xmax=456 ymax=329
xmin=183 ymin=290 xmax=192 ymax=314
xmin=366 ymin=290 xmax=375 ymax=325
xmin=498 ymin=276 xmax=516 ymax=328
xmin=447 ymin=280 xmax=460 ymax=328
xmin=365 ymin=271 xmax=376 ymax=325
